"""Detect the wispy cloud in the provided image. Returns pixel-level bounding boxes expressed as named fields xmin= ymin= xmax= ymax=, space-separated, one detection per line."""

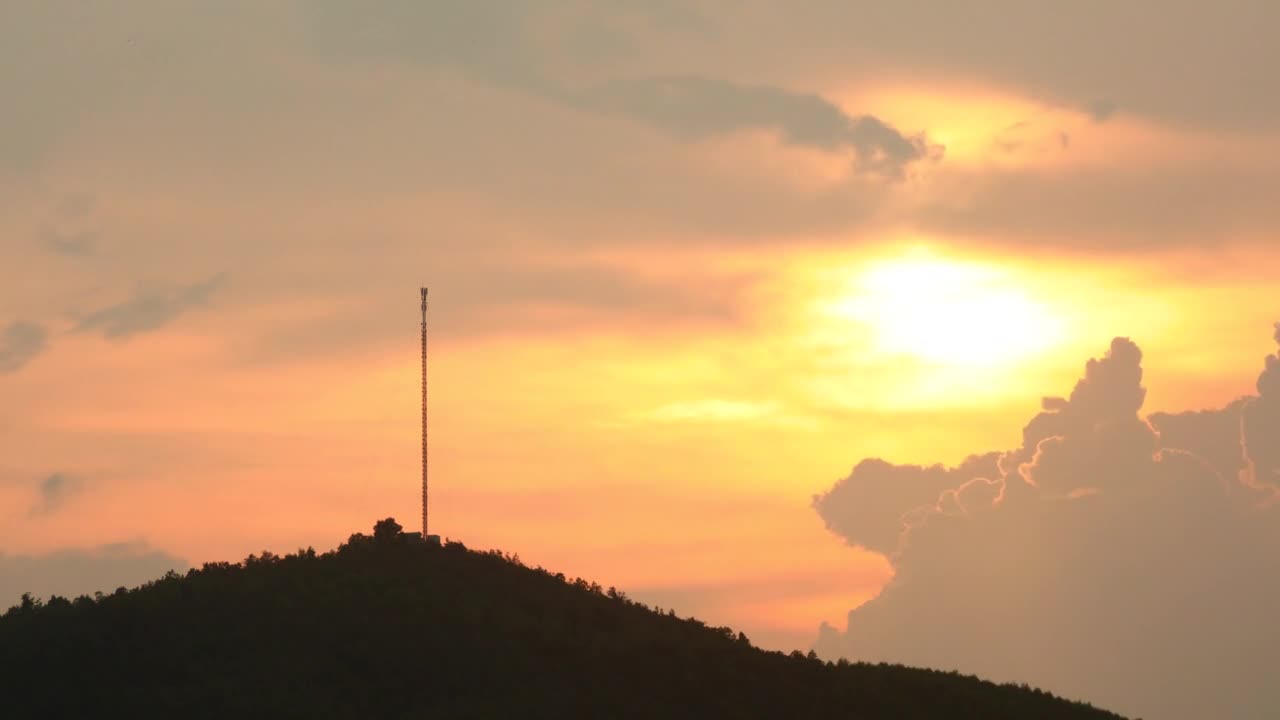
xmin=573 ymin=75 xmax=937 ymax=177
xmin=30 ymin=473 xmax=79 ymax=516
xmin=75 ymin=274 xmax=226 ymax=340
xmin=0 ymin=322 xmax=48 ymax=374
xmin=41 ymin=228 xmax=98 ymax=256
xmin=305 ymin=3 xmax=934 ymax=178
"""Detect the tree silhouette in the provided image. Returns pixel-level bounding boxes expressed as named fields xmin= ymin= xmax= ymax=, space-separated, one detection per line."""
xmin=373 ymin=517 xmax=403 ymax=542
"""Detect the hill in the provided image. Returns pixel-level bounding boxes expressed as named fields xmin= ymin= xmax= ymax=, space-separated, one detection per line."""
xmin=0 ymin=519 xmax=1127 ymax=719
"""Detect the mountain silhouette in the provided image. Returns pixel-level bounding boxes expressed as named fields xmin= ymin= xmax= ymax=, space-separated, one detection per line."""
xmin=0 ymin=519 xmax=1128 ymax=719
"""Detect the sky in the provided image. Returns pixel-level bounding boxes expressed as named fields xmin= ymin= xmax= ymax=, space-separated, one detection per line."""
xmin=2 ymin=2 xmax=1278 ymax=717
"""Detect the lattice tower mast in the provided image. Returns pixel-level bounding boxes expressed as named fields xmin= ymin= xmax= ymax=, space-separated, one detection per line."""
xmin=420 ymin=287 xmax=429 ymax=537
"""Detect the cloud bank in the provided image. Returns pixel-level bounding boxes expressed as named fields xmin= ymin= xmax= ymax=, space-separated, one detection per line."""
xmin=813 ymin=326 xmax=1280 ymax=720
xmin=0 ymin=543 xmax=188 ymax=611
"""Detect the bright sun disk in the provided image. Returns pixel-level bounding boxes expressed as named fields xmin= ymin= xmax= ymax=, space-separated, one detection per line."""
xmin=824 ymin=254 xmax=1066 ymax=368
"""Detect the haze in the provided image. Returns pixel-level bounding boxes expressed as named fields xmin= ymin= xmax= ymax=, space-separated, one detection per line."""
xmin=2 ymin=3 xmax=1278 ymax=718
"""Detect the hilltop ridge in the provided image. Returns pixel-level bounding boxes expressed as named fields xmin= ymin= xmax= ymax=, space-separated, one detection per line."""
xmin=0 ymin=519 xmax=1128 ymax=719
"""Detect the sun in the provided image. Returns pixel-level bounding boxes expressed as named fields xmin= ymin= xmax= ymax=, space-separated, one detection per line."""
xmin=820 ymin=251 xmax=1067 ymax=368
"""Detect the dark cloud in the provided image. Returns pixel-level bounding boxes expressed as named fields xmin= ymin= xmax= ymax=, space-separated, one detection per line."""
xmin=306 ymin=0 xmax=1280 ymax=135
xmin=573 ymin=76 xmax=936 ymax=177
xmin=0 ymin=543 xmax=188 ymax=610
xmin=306 ymin=2 xmax=932 ymax=178
xmin=30 ymin=473 xmax=78 ymax=516
xmin=0 ymin=322 xmax=48 ymax=374
xmin=7 ymin=2 xmax=1267 ymax=251
xmin=75 ymin=274 xmax=225 ymax=340
xmin=813 ymin=325 xmax=1280 ymax=720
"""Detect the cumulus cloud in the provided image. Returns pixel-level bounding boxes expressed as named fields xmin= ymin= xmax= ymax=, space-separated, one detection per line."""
xmin=1149 ymin=400 xmax=1252 ymax=498
xmin=0 ymin=322 xmax=48 ymax=374
xmin=29 ymin=473 xmax=79 ymax=516
xmin=812 ymin=325 xmax=1280 ymax=720
xmin=75 ymin=274 xmax=225 ymax=340
xmin=1242 ymin=323 xmax=1280 ymax=497
xmin=814 ymin=453 xmax=1000 ymax=556
xmin=0 ymin=543 xmax=188 ymax=610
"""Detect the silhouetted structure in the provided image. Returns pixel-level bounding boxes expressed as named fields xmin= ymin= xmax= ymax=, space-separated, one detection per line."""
xmin=420 ymin=287 xmax=431 ymax=541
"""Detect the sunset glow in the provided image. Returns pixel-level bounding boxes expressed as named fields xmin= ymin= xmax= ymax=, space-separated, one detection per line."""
xmin=3 ymin=5 xmax=1279 ymax=718
xmin=820 ymin=252 xmax=1066 ymax=368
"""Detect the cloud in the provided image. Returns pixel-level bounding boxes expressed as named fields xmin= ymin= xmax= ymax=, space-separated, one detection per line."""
xmin=814 ymin=453 xmax=1000 ymax=556
xmin=812 ymin=325 xmax=1280 ymax=720
xmin=305 ymin=1 xmax=714 ymax=89
xmin=75 ymin=274 xmax=225 ymax=340
xmin=41 ymin=228 xmax=98 ymax=256
xmin=305 ymin=3 xmax=933 ymax=178
xmin=1242 ymin=323 xmax=1280 ymax=496
xmin=1086 ymin=98 xmax=1118 ymax=123
xmin=910 ymin=163 xmax=1280 ymax=248
xmin=9 ymin=2 xmax=1272 ymax=253
xmin=0 ymin=543 xmax=188 ymax=610
xmin=739 ymin=0 xmax=1278 ymax=132
xmin=1148 ymin=400 xmax=1252 ymax=500
xmin=0 ymin=322 xmax=48 ymax=374
xmin=302 ymin=1 xmax=1280 ymax=134
xmin=573 ymin=76 xmax=936 ymax=177
xmin=29 ymin=473 xmax=79 ymax=516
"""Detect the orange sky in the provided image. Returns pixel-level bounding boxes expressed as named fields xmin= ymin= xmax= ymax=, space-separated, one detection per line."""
xmin=6 ymin=239 xmax=1276 ymax=648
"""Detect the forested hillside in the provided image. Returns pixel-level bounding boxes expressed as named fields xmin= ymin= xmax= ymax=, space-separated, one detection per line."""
xmin=0 ymin=519 xmax=1127 ymax=719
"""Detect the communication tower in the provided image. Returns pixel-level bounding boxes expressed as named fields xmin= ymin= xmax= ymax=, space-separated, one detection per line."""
xmin=420 ymin=287 xmax=430 ymax=540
